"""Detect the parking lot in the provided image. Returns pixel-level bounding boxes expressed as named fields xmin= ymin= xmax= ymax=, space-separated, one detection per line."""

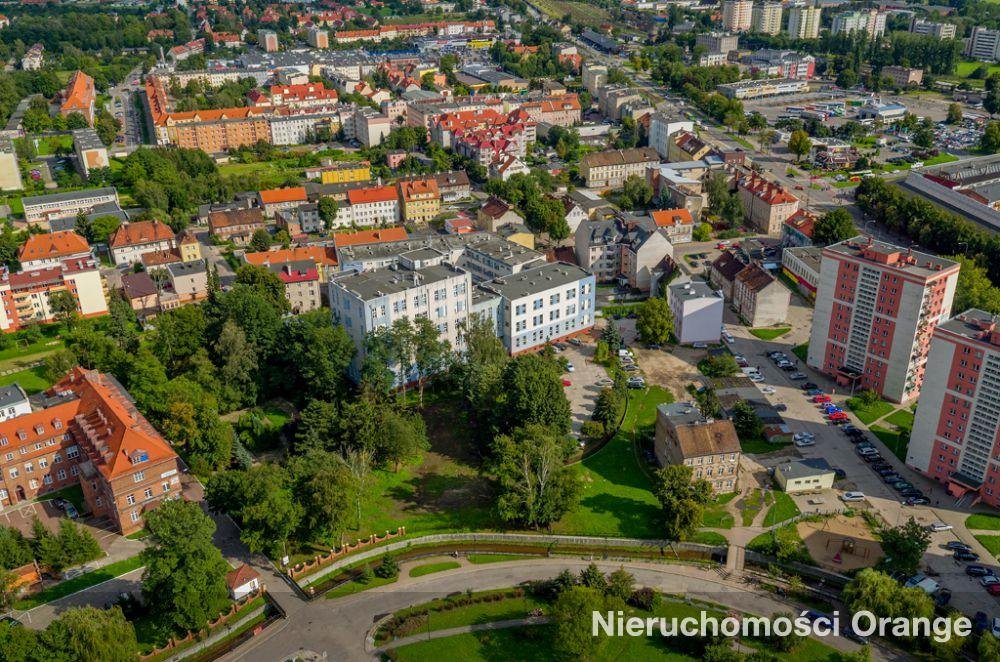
xmin=553 ymin=336 xmax=608 ymax=435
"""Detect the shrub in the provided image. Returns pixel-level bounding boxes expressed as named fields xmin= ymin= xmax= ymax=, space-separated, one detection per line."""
xmin=581 ymin=420 xmax=605 ymax=440
xmin=374 ymin=554 xmax=399 ymax=579
xmin=628 ymin=587 xmax=661 ymax=611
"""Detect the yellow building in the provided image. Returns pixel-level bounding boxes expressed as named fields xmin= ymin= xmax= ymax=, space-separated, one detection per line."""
xmin=398 ymin=178 xmax=441 ymax=224
xmin=177 ymin=231 xmax=201 ymax=262
xmin=320 ymin=161 xmax=371 ymax=185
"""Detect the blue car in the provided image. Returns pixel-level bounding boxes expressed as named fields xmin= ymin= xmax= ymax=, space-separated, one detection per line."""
xmin=806 ymin=389 xmax=823 ymax=396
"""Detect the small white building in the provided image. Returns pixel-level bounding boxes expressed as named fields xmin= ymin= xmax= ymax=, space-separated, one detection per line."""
xmin=668 ymin=279 xmax=724 ymax=344
xmin=225 ymin=563 xmax=261 ymax=600
xmin=0 ymin=383 xmax=31 ymax=422
xmin=774 ymin=459 xmax=836 ymax=493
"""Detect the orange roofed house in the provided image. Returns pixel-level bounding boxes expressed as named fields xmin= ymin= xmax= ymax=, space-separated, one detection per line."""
xmin=108 ymin=220 xmax=177 ymax=266
xmin=243 ymin=245 xmax=338 ymax=284
xmin=398 ymin=178 xmax=440 ymax=224
xmin=208 ymin=208 xmax=267 ymax=245
xmin=0 ymin=368 xmax=182 ymax=535
xmin=0 ymin=232 xmax=108 ymax=332
xmin=258 ymin=186 xmax=308 ymax=218
xmin=60 ymin=71 xmax=96 ymax=125
xmin=738 ymin=175 xmax=800 ymax=235
xmin=341 ymin=185 xmax=401 ymax=227
xmin=650 ymin=208 xmax=694 ymax=244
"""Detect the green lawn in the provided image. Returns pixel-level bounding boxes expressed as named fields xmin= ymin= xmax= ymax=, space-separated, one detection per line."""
xmin=921 ymin=153 xmax=959 ymax=167
xmin=762 ymin=492 xmax=801 ymax=527
xmin=553 ymin=386 xmax=672 ymax=539
xmin=870 ymin=424 xmax=908 ymax=461
xmin=975 ymin=535 xmax=1000 ymax=559
xmin=954 ymin=61 xmax=1000 ymax=78
xmin=740 ymin=437 xmax=790 ymax=454
xmin=748 ymin=327 xmax=791 ymax=340
xmin=845 ymin=398 xmax=894 ymax=425
xmin=741 ymin=489 xmax=764 ymax=527
xmin=139 ymin=595 xmax=266 ymax=657
xmin=0 ymin=365 xmax=54 ymax=395
xmin=883 ymin=409 xmax=914 ymax=430
xmin=323 ymin=573 xmax=397 ymax=599
xmin=467 ymin=554 xmax=535 ymax=564
xmin=966 ymin=513 xmax=1000 ymax=531
xmin=747 ymin=523 xmax=811 ymax=564
xmin=15 ymin=555 xmax=144 ymax=610
xmin=34 ymin=483 xmax=85 ymax=513
xmin=532 ymin=0 xmax=610 ymax=27
xmin=33 ymin=134 xmax=74 ymax=156
xmin=700 ymin=492 xmax=736 ymax=529
xmin=409 ymin=561 xmax=461 ymax=578
xmin=791 ymin=343 xmax=808 ymax=362
xmin=379 ymin=590 xmax=548 ymax=642
xmin=692 ymin=531 xmax=728 ymax=545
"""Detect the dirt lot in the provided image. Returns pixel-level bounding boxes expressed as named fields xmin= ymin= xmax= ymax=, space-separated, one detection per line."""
xmin=797 ymin=515 xmax=883 ymax=572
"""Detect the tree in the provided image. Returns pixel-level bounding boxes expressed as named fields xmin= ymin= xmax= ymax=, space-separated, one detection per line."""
xmin=635 ymin=297 xmax=673 ymax=345
xmin=982 ymin=121 xmax=1000 ymax=153
xmin=500 ymin=354 xmax=572 ymax=434
xmin=233 ymin=264 xmax=288 ymax=314
xmin=700 ymin=354 xmax=739 ymax=378
xmin=593 ymin=387 xmax=625 ymax=431
xmin=214 ymin=320 xmax=257 ymax=410
xmin=579 ymin=563 xmax=607 ymax=591
xmin=980 ymin=633 xmax=1000 ymax=662
xmin=411 ymin=315 xmax=450 ymax=406
xmin=842 ymin=568 xmax=934 ymax=626
xmin=0 ymin=619 xmax=36 ymax=661
xmin=600 ymin=321 xmax=622 ymax=352
xmin=837 ymin=68 xmax=858 ymax=89
xmin=49 ymin=290 xmax=79 ymax=327
xmin=812 ymin=208 xmax=857 ymax=247
xmin=878 ymin=518 xmax=930 ymax=575
xmin=0 ymin=525 xmax=33 ymax=570
xmin=620 ymin=174 xmax=653 ymax=210
xmin=141 ymin=499 xmax=231 ymax=633
xmin=317 ymin=197 xmax=338 ymax=230
xmin=491 ymin=424 xmax=580 ymax=528
xmin=652 ymin=465 xmax=712 ymax=541
xmin=950 ymin=255 xmax=1000 ymax=315
xmin=288 ymin=452 xmax=356 ymax=545
xmin=90 ymin=215 xmax=121 ymax=244
xmin=693 ymin=222 xmax=712 ymax=242
xmin=249 ymin=228 xmax=272 ymax=252
xmin=38 ymin=607 xmax=138 ymax=662
xmin=605 ymin=566 xmax=634 ymax=601
xmin=946 ymin=103 xmax=963 ymax=124
xmin=788 ymin=130 xmax=812 ymax=162
xmin=912 ymin=118 xmax=935 ymax=149
xmin=731 ymin=400 xmax=763 ymax=440
xmin=551 ymin=586 xmax=607 ymax=660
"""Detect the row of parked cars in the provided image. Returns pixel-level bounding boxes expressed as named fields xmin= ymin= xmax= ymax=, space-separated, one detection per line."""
xmin=849 ymin=427 xmax=933 ymax=505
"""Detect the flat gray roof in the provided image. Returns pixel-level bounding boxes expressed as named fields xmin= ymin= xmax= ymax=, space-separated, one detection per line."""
xmin=464 ymin=238 xmax=544 ymax=264
xmin=72 ymin=129 xmax=105 ymax=151
xmin=166 ymin=260 xmax=207 ymax=277
xmin=825 ymin=236 xmax=958 ymax=278
xmin=669 ymin=280 xmax=720 ymax=299
xmin=0 ymin=383 xmax=28 ymax=408
xmin=778 ymin=458 xmax=834 ymax=480
xmin=333 ymin=263 xmax=464 ymax=300
xmin=22 ymin=187 xmax=117 ymax=208
xmin=783 ymin=246 xmax=823 ymax=271
xmin=478 ymin=262 xmax=591 ymax=300
xmin=937 ymin=309 xmax=1000 ymax=343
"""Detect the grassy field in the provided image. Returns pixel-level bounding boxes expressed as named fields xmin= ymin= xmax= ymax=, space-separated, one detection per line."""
xmin=741 ymin=489 xmax=764 ymax=526
xmin=467 ymin=553 xmax=534 ymax=564
xmin=845 ymin=398 xmax=894 ymax=425
xmin=692 ymin=531 xmax=728 ymax=545
xmin=884 ymin=409 xmax=914 ymax=429
xmin=553 ymin=386 xmax=672 ymax=539
xmin=762 ymin=492 xmax=801 ymax=527
xmin=33 ymin=134 xmax=74 ymax=156
xmin=15 ymin=555 xmax=144 ymax=610
xmin=380 ymin=590 xmax=548 ymax=642
xmin=954 ymin=61 xmax=1000 ymax=78
xmin=966 ymin=513 xmax=1000 ymax=531
xmin=791 ymin=343 xmax=808 ymax=362
xmin=324 ymin=573 xmax=397 ymax=599
xmin=0 ymin=365 xmax=55 ymax=395
xmin=35 ymin=483 xmax=86 ymax=513
xmin=739 ymin=436 xmax=790 ymax=454
xmin=409 ymin=561 xmax=461 ymax=578
xmin=532 ymin=0 xmax=610 ymax=27
xmin=870 ymin=424 xmax=908 ymax=461
xmin=922 ymin=153 xmax=959 ymax=167
xmin=748 ymin=327 xmax=791 ymax=340
xmin=700 ymin=492 xmax=736 ymax=529
xmin=975 ymin=535 xmax=1000 ymax=559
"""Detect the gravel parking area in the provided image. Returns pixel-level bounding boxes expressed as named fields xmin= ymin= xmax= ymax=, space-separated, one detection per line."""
xmin=556 ymin=339 xmax=608 ymax=435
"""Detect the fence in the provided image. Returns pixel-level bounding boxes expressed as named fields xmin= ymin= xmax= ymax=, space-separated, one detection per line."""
xmin=287 ymin=527 xmax=406 ymax=581
xmin=295 ymin=531 xmax=727 ymax=592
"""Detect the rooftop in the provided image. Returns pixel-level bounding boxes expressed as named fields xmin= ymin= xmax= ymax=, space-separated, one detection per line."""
xmin=776 ymin=458 xmax=835 ymax=481
xmin=19 ymin=231 xmax=91 ymax=262
xmin=670 ymin=279 xmax=722 ymax=300
xmin=783 ymin=245 xmax=823 ymax=272
xmin=72 ymin=128 xmax=104 ymax=151
xmin=825 ymin=236 xmax=959 ymax=278
xmin=109 ymin=220 xmax=174 ymax=248
xmin=21 ymin=187 xmax=117 ymax=209
xmin=332 ymin=262 xmax=465 ymax=300
xmin=670 ymin=419 xmax=740 ymax=458
xmin=479 ymin=262 xmax=591 ymax=300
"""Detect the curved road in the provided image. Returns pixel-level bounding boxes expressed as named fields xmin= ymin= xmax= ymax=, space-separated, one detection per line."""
xmin=221 ymin=558 xmax=888 ymax=662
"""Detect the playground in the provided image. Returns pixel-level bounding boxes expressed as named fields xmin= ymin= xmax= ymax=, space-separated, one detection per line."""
xmin=797 ymin=515 xmax=883 ymax=571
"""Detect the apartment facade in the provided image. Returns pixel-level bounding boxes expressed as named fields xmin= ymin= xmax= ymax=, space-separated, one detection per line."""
xmin=399 ymin=178 xmax=441 ymax=224
xmin=59 ymin=71 xmax=96 ymax=125
xmin=580 ymin=147 xmax=660 ymax=189
xmin=207 ymin=208 xmax=267 ymax=245
xmin=722 ymin=0 xmax=753 ymax=31
xmin=751 ymin=3 xmax=783 ymax=35
xmin=21 ymin=188 xmax=119 ymax=228
xmin=733 ymin=263 xmax=790 ymax=327
xmin=108 ymin=221 xmax=177 ymax=266
xmin=967 ymin=27 xmax=1000 ymax=62
xmin=669 ymin=280 xmax=724 ymax=344
xmin=910 ymin=18 xmax=957 ymax=40
xmin=72 ymin=129 xmax=109 ymax=180
xmin=832 ymin=9 xmax=886 ymax=37
xmin=738 ymin=175 xmax=800 ymax=234
xmin=787 ymin=5 xmax=821 ymax=39
xmin=0 ymin=368 xmax=182 ymax=535
xmin=807 ymin=237 xmax=960 ymax=403
xmin=908 ymin=310 xmax=1000 ymax=507
xmin=267 ymin=260 xmax=322 ymax=313
xmin=654 ymin=402 xmax=740 ymax=494
xmin=0 ymin=258 xmax=107 ymax=332
xmin=341 ymin=185 xmax=400 ymax=227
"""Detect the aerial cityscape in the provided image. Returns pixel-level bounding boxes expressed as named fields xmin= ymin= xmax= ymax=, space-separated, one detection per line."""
xmin=2 ymin=0 xmax=1000 ymax=659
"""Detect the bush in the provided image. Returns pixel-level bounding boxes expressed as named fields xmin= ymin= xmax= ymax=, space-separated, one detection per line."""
xmin=580 ymin=420 xmax=605 ymax=440
xmin=374 ymin=554 xmax=399 ymax=579
xmin=627 ymin=587 xmax=660 ymax=611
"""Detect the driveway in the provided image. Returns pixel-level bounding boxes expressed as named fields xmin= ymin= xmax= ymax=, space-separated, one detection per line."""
xmin=556 ymin=339 xmax=607 ymax=435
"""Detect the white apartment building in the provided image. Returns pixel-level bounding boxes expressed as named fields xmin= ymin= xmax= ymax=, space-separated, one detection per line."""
xmin=457 ymin=239 xmax=545 ymax=283
xmin=270 ymin=112 xmax=340 ymax=146
xmin=910 ymin=18 xmax=957 ymax=41
xmin=21 ymin=188 xmax=120 ymax=227
xmin=647 ymin=114 xmax=694 ymax=160
xmin=786 ymin=5 xmax=821 ymax=39
xmin=0 ymin=384 xmax=31 ymax=422
xmin=752 ymin=3 xmax=783 ymax=35
xmin=722 ymin=0 xmax=753 ymax=32
xmin=967 ymin=27 xmax=1000 ymax=63
xmin=339 ymin=186 xmax=400 ymax=227
xmin=329 ymin=257 xmax=472 ymax=382
xmin=831 ymin=9 xmax=886 ymax=37
xmin=668 ymin=280 xmax=724 ymax=345
xmin=582 ymin=63 xmax=608 ymax=97
xmin=478 ymin=262 xmax=596 ymax=354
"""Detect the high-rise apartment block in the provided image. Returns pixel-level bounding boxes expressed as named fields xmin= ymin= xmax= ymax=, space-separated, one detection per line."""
xmin=807 ymin=237 xmax=959 ymax=403
xmin=722 ymin=0 xmax=753 ymax=32
xmin=752 ymin=3 xmax=783 ymax=35
xmin=831 ymin=9 xmax=886 ymax=37
xmin=908 ymin=310 xmax=1000 ymax=506
xmin=786 ymin=5 xmax=822 ymax=39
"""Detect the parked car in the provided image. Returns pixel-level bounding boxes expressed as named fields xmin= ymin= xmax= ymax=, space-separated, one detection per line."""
xmin=974 ymin=612 xmax=990 ymax=633
xmin=561 ymin=379 xmax=572 ymax=387
xmin=627 ymin=377 xmax=645 ymax=389
xmin=774 ymin=404 xmax=788 ymax=412
xmin=829 ymin=411 xmax=849 ymax=421
xmin=978 ymin=574 xmax=1000 ymax=585
xmin=734 ymin=355 xmax=749 ymax=367
xmin=789 ymin=372 xmax=807 ymax=380
xmin=862 ymin=454 xmax=884 ymax=464
xmin=955 ymin=550 xmax=981 ymax=562
xmin=946 ymin=541 xmax=973 ymax=552
xmin=568 ymin=338 xmax=582 ymax=346
xmin=813 ymin=395 xmax=832 ymax=403
xmin=881 ymin=473 xmax=902 ymax=484
xmin=801 ymin=382 xmax=818 ymax=390
xmin=988 ymin=584 xmax=1000 ymax=596
xmin=840 ymin=492 xmax=865 ymax=502
xmin=761 ymin=386 xmax=776 ymax=394
xmin=63 ymin=504 xmax=79 ymax=519
xmin=793 ymin=432 xmax=816 ymax=442
xmin=905 ymin=496 xmax=930 ymax=505
xmin=794 ymin=438 xmax=816 ymax=447
xmin=806 ymin=389 xmax=824 ymax=396
xmin=892 ymin=481 xmax=915 ymax=492
xmin=565 ymin=362 xmax=575 ymax=373
xmin=928 ymin=522 xmax=954 ymax=533
xmin=832 ymin=467 xmax=847 ymax=479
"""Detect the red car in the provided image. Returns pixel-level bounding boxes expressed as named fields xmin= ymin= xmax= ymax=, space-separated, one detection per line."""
xmin=988 ymin=583 xmax=1000 ymax=596
xmin=829 ymin=411 xmax=849 ymax=421
xmin=813 ymin=394 xmax=832 ymax=403
xmin=562 ymin=379 xmax=572 ymax=387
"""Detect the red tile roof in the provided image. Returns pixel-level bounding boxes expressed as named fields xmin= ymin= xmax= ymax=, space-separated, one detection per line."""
xmin=650 ymin=208 xmax=693 ymax=227
xmin=333 ymin=227 xmax=408 ymax=247
xmin=347 ymin=185 xmax=398 ymax=205
xmin=61 ymin=71 xmax=95 ymax=114
xmin=226 ymin=563 xmax=261 ymax=590
xmin=109 ymin=220 xmax=175 ymax=248
xmin=398 ymin=178 xmax=439 ymax=201
xmin=18 ymin=231 xmax=91 ymax=262
xmin=244 ymin=245 xmax=338 ymax=268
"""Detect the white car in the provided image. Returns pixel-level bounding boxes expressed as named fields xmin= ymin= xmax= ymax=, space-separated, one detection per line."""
xmin=794 ymin=438 xmax=816 ymax=447
xmin=761 ymin=386 xmax=776 ymax=394
xmin=793 ymin=432 xmax=815 ymax=442
xmin=722 ymin=332 xmax=735 ymax=344
xmin=840 ymin=492 xmax=866 ymax=502
xmin=981 ymin=576 xmax=1000 ymax=587
xmin=566 ymin=362 xmax=575 ymax=373
xmin=749 ymin=374 xmax=765 ymax=383
xmin=928 ymin=522 xmax=953 ymax=533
